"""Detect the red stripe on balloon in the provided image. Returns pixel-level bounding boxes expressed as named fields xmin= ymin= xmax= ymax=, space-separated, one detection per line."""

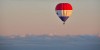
xmin=56 ymin=3 xmax=72 ymax=10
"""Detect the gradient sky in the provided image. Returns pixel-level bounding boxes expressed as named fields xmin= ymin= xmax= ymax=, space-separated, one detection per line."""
xmin=0 ymin=0 xmax=100 ymax=36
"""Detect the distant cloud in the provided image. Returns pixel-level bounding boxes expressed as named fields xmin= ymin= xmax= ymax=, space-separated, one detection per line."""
xmin=0 ymin=35 xmax=100 ymax=50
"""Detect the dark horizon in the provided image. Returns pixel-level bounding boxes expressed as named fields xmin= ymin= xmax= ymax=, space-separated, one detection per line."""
xmin=0 ymin=34 xmax=100 ymax=50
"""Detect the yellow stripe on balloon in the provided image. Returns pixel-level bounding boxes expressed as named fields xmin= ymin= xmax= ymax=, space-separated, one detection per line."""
xmin=62 ymin=10 xmax=72 ymax=17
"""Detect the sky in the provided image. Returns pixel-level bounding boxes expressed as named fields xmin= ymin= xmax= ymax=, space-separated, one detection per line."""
xmin=0 ymin=0 xmax=100 ymax=36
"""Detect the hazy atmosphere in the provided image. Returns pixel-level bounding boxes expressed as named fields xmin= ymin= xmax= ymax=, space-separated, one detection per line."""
xmin=0 ymin=35 xmax=100 ymax=50
xmin=0 ymin=0 xmax=100 ymax=36
xmin=0 ymin=0 xmax=100 ymax=50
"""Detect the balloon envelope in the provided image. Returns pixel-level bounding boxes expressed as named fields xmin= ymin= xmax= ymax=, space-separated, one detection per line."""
xmin=55 ymin=3 xmax=73 ymax=24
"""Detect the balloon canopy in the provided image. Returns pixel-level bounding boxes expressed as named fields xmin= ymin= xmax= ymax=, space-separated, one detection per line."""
xmin=55 ymin=3 xmax=73 ymax=24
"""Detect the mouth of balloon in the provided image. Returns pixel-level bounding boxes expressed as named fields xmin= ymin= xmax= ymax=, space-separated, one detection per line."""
xmin=59 ymin=16 xmax=69 ymax=22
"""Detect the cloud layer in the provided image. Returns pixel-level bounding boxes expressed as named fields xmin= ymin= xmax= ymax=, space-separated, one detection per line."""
xmin=0 ymin=35 xmax=100 ymax=50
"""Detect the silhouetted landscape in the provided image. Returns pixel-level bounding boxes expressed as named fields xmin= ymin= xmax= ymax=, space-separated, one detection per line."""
xmin=0 ymin=35 xmax=100 ymax=50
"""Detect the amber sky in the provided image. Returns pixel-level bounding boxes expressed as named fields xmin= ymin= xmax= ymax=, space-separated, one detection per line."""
xmin=0 ymin=0 xmax=100 ymax=36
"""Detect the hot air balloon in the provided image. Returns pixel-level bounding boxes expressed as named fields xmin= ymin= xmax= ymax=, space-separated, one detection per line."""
xmin=55 ymin=3 xmax=73 ymax=24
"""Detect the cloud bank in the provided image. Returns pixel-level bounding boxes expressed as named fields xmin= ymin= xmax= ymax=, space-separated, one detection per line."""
xmin=0 ymin=35 xmax=100 ymax=50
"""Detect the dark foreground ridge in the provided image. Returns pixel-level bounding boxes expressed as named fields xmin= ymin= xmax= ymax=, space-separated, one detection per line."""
xmin=0 ymin=35 xmax=100 ymax=50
